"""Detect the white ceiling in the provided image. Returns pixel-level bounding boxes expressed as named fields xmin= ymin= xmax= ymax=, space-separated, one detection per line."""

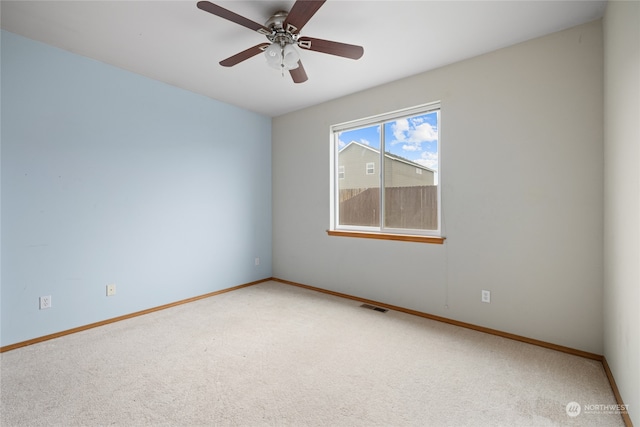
xmin=1 ymin=0 xmax=607 ymax=117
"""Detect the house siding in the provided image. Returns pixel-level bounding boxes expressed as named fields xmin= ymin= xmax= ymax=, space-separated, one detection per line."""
xmin=338 ymin=142 xmax=434 ymax=190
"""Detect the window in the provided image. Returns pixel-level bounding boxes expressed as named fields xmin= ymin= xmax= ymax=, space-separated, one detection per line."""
xmin=366 ymin=162 xmax=375 ymax=175
xmin=330 ymin=103 xmax=442 ymax=242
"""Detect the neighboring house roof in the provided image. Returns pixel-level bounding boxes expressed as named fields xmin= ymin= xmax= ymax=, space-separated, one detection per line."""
xmin=339 ymin=141 xmax=436 ymax=173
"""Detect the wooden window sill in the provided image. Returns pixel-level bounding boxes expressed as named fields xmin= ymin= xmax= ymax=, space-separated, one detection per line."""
xmin=327 ymin=230 xmax=445 ymax=244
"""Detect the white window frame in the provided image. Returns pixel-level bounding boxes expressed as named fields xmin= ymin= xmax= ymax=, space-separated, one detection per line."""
xmin=330 ymin=102 xmax=442 ymax=238
xmin=366 ymin=162 xmax=375 ymax=175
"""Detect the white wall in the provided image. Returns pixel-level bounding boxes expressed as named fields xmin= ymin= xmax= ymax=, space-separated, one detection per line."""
xmin=603 ymin=1 xmax=640 ymax=424
xmin=273 ymin=20 xmax=604 ymax=354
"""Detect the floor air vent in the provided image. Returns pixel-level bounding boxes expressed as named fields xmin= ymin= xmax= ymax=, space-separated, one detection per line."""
xmin=360 ymin=304 xmax=388 ymax=313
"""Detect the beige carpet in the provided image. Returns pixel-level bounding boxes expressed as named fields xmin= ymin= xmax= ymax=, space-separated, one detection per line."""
xmin=0 ymin=281 xmax=624 ymax=426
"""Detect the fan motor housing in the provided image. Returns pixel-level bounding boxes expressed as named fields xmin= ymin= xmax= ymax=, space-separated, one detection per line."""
xmin=265 ymin=11 xmax=288 ymax=31
xmin=265 ymin=11 xmax=298 ymax=45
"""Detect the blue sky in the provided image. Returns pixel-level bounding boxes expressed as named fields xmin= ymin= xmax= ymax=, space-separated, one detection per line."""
xmin=337 ymin=111 xmax=439 ymax=174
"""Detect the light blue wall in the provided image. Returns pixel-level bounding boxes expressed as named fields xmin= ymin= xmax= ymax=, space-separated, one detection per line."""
xmin=0 ymin=30 xmax=272 ymax=347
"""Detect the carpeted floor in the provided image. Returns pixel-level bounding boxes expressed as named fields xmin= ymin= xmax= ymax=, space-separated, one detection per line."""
xmin=0 ymin=280 xmax=625 ymax=426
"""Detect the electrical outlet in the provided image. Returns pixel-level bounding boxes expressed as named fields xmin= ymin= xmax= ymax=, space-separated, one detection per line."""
xmin=481 ymin=290 xmax=491 ymax=303
xmin=39 ymin=295 xmax=52 ymax=310
xmin=255 ymin=257 xmax=260 ymax=266
xmin=106 ymin=284 xmax=116 ymax=296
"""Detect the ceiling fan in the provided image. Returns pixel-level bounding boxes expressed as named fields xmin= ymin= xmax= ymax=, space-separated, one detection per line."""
xmin=196 ymin=0 xmax=364 ymax=83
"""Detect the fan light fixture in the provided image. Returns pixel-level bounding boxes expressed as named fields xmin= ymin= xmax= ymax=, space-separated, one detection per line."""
xmin=196 ymin=1 xmax=365 ymax=84
xmin=265 ymin=43 xmax=299 ymax=70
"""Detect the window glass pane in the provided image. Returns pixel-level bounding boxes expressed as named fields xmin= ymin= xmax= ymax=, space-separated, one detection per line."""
xmin=366 ymin=163 xmax=375 ymax=174
xmin=383 ymin=112 xmax=438 ymax=230
xmin=337 ymin=125 xmax=381 ymax=227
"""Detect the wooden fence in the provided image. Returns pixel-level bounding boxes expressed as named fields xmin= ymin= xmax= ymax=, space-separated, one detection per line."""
xmin=339 ymin=186 xmax=438 ymax=230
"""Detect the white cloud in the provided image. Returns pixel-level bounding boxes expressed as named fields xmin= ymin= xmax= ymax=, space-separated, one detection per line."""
xmin=414 ymin=151 xmax=438 ymax=171
xmin=389 ymin=120 xmax=438 ymax=151
xmin=408 ymin=123 xmax=438 ymax=143
xmin=392 ymin=118 xmax=409 ymax=142
xmin=359 ymin=138 xmax=371 ymax=146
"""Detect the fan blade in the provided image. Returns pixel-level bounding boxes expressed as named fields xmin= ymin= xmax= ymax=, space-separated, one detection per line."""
xmin=197 ymin=1 xmax=271 ymax=35
xmin=219 ymin=43 xmax=270 ymax=67
xmin=289 ymin=60 xmax=308 ymax=83
xmin=284 ymin=0 xmax=326 ymax=33
xmin=298 ymin=37 xmax=364 ymax=60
